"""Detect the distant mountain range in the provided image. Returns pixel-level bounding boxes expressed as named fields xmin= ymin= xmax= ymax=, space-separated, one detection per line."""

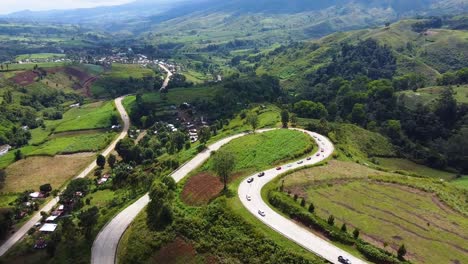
xmin=2 ymin=0 xmax=467 ymax=37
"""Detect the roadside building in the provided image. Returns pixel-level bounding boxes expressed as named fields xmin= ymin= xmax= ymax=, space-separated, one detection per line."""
xmin=0 ymin=145 xmax=11 ymax=156
xmin=39 ymin=223 xmax=57 ymax=233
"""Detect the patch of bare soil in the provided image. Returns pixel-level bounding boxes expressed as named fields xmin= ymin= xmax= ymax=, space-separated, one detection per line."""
xmin=151 ymin=237 xmax=196 ymax=264
xmin=10 ymin=71 xmax=38 ymax=86
xmin=181 ymin=172 xmax=223 ymax=206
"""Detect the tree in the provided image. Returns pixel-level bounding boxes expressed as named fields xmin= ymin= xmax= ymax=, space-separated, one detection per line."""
xmin=110 ymin=114 xmax=119 ymax=126
xmin=108 ymin=154 xmax=116 ymax=168
xmin=353 ymin=228 xmax=360 ymax=239
xmin=300 ymin=198 xmax=306 ymax=207
xmin=78 ymin=206 xmax=99 ymax=240
xmin=435 ymin=87 xmax=457 ymax=129
xmin=147 ymin=181 xmax=173 ymax=230
xmin=308 ymin=203 xmax=315 ymax=213
xmin=246 ymin=113 xmax=259 ymax=132
xmin=293 ymin=100 xmax=328 ymax=119
xmin=0 ymin=169 xmax=5 ymax=189
xmin=171 ymin=131 xmax=186 ymax=152
xmin=96 ymin=154 xmax=106 ymax=168
xmin=341 ymin=223 xmax=347 ymax=232
xmin=46 ymin=240 xmax=57 ymax=257
xmin=351 ymin=103 xmax=366 ymax=126
xmin=40 ymin=183 xmax=52 ymax=193
xmin=212 ymin=150 xmax=235 ymax=191
xmin=3 ymin=90 xmax=12 ymax=104
xmin=14 ymin=150 xmax=23 ymax=161
xmin=198 ymin=126 xmax=211 ymax=144
xmin=327 ymin=215 xmax=335 ymax=226
xmin=281 ymin=109 xmax=289 ymax=128
xmin=397 ymin=244 xmax=407 ymax=260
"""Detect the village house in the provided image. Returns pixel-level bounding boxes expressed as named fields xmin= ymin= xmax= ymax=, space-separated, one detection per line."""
xmin=0 ymin=145 xmax=11 ymax=156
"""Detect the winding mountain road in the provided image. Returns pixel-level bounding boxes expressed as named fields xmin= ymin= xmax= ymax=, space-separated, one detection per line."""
xmin=92 ymin=128 xmax=367 ymax=264
xmin=0 ymin=96 xmax=130 ymax=257
xmin=158 ymin=63 xmax=173 ymax=91
xmin=239 ymin=129 xmax=367 ymax=264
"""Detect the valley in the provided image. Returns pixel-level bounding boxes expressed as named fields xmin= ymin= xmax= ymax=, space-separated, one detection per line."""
xmin=0 ymin=1 xmax=467 ymax=264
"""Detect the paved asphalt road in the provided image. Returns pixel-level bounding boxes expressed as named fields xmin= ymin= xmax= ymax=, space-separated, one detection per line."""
xmin=0 ymin=96 xmax=130 ymax=257
xmin=239 ymin=128 xmax=367 ymax=264
xmin=91 ymin=130 xmax=274 ymax=264
xmin=92 ymin=128 xmax=367 ymax=264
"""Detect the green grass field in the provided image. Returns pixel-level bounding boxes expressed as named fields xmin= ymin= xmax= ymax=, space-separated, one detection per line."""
xmin=398 ymin=85 xmax=468 ymax=109
xmin=28 ymin=101 xmax=117 ymax=145
xmin=452 ymin=177 xmax=468 ymax=189
xmin=375 ymin=158 xmax=458 ymax=180
xmin=106 ymin=63 xmax=155 ymax=79
xmin=202 ymin=129 xmax=315 ymax=173
xmin=123 ymin=86 xmax=219 ymax=112
xmin=15 ymin=53 xmax=65 ymax=61
xmin=0 ymin=132 xmax=115 ymax=169
xmin=277 ymin=160 xmax=468 ymax=264
xmin=3 ymin=62 xmax=67 ymax=71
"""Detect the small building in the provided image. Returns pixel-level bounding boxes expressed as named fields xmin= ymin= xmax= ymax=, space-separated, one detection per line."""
xmin=45 ymin=215 xmax=58 ymax=223
xmin=69 ymin=103 xmax=80 ymax=108
xmin=29 ymin=192 xmax=45 ymax=199
xmin=0 ymin=145 xmax=11 ymax=156
xmin=39 ymin=223 xmax=57 ymax=233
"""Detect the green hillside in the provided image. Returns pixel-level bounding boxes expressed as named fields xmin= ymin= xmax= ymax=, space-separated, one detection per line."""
xmin=255 ymin=17 xmax=468 ymax=88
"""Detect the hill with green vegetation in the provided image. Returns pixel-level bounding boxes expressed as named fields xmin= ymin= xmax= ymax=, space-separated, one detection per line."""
xmin=255 ymin=17 xmax=468 ymax=88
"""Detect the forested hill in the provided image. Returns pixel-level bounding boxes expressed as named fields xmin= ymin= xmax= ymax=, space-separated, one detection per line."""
xmin=255 ymin=16 xmax=468 ymax=88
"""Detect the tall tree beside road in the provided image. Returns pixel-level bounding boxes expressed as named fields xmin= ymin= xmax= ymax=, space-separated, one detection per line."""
xmin=213 ymin=150 xmax=235 ymax=191
xmin=96 ymin=154 xmax=106 ymax=168
xmin=246 ymin=113 xmax=259 ymax=132
xmin=281 ymin=110 xmax=289 ymax=128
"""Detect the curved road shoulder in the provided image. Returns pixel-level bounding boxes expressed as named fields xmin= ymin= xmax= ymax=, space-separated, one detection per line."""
xmin=238 ymin=129 xmax=367 ymax=264
xmin=0 ymin=96 xmax=130 ymax=257
xmin=92 ymin=128 xmax=366 ymax=264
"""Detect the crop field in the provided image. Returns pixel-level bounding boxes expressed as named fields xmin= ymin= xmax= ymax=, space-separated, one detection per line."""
xmin=123 ymin=86 xmax=219 ymax=111
xmin=15 ymin=53 xmax=65 ymax=61
xmin=4 ymin=62 xmax=67 ymax=71
xmin=307 ymin=182 xmax=467 ymax=264
xmin=2 ymin=154 xmax=94 ymax=193
xmin=375 ymin=158 xmax=458 ymax=180
xmin=281 ymin=160 xmax=468 ymax=264
xmin=0 ymin=132 xmax=115 ymax=169
xmin=106 ymin=63 xmax=155 ymax=79
xmin=28 ymin=101 xmax=117 ymax=146
xmin=202 ymin=129 xmax=315 ymax=173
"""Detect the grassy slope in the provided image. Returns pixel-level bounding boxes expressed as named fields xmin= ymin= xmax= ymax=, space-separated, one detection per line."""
xmin=0 ymin=132 xmax=115 ymax=169
xmin=256 ymin=19 xmax=468 ymax=88
xmin=120 ymin=129 xmax=321 ymax=263
xmin=280 ymin=163 xmax=468 ymax=264
xmin=397 ymin=85 xmax=468 ymax=109
xmin=29 ymin=101 xmax=117 ymax=145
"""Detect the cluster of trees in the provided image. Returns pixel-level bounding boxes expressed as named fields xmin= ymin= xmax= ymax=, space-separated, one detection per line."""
xmin=165 ymin=73 xmax=193 ymax=89
xmin=411 ymin=17 xmax=443 ymax=32
xmin=146 ymin=177 xmax=176 ymax=230
xmin=308 ymin=39 xmax=397 ymax=84
xmin=437 ymin=67 xmax=468 ymax=86
xmin=93 ymin=76 xmax=163 ymax=98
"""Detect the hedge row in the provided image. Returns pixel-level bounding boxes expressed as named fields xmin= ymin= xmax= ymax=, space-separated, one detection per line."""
xmin=268 ymin=191 xmax=410 ymax=264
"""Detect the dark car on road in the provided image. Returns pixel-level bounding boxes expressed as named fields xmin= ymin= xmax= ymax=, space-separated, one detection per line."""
xmin=247 ymin=177 xmax=254 ymax=183
xmin=338 ymin=256 xmax=351 ymax=264
xmin=258 ymin=172 xmax=265 ymax=177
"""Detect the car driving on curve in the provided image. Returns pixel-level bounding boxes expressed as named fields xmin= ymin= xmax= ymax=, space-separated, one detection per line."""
xmin=321 ymin=148 xmax=324 ymax=152
xmin=258 ymin=172 xmax=265 ymax=177
xmin=276 ymin=167 xmax=282 ymax=170
xmin=247 ymin=177 xmax=254 ymax=183
xmin=258 ymin=210 xmax=266 ymax=217
xmin=306 ymin=157 xmax=312 ymax=161
xmin=316 ymin=153 xmax=320 ymax=156
xmin=246 ymin=195 xmax=251 ymax=201
xmin=297 ymin=160 xmax=304 ymax=164
xmin=338 ymin=256 xmax=351 ymax=264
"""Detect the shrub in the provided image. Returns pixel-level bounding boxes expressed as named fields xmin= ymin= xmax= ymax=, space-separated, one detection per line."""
xmin=308 ymin=203 xmax=315 ymax=213
xmin=300 ymin=198 xmax=306 ymax=207
xmin=293 ymin=194 xmax=298 ymax=201
xmin=327 ymin=215 xmax=335 ymax=226
xmin=341 ymin=223 xmax=347 ymax=232
xmin=353 ymin=228 xmax=360 ymax=239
